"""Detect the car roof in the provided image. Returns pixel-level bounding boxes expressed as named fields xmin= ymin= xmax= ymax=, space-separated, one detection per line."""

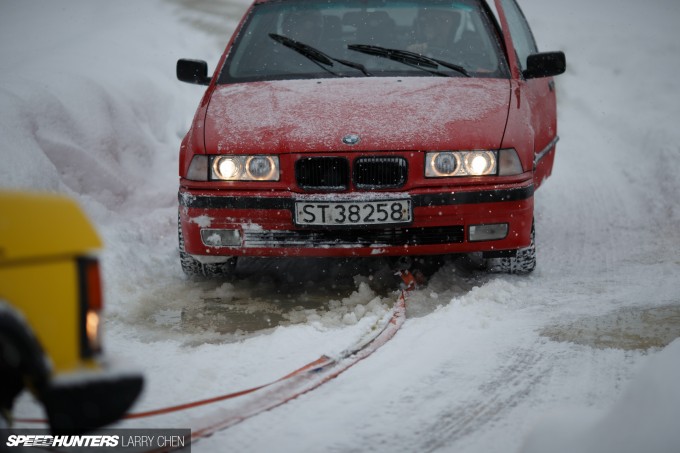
xmin=248 ymin=0 xmax=500 ymax=27
xmin=251 ymin=0 xmax=492 ymax=7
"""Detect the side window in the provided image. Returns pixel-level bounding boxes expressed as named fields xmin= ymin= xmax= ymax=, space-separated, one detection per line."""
xmin=498 ymin=0 xmax=537 ymax=71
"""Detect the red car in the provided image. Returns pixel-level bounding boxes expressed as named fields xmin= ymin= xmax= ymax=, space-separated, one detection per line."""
xmin=176 ymin=0 xmax=565 ymax=277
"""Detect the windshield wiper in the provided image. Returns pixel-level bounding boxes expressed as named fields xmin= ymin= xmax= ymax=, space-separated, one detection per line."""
xmin=269 ymin=33 xmax=371 ymax=77
xmin=347 ymin=44 xmax=470 ymax=78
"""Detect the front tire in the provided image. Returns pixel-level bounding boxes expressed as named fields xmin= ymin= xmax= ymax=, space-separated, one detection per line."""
xmin=0 ymin=303 xmax=50 ymax=424
xmin=487 ymin=223 xmax=536 ymax=275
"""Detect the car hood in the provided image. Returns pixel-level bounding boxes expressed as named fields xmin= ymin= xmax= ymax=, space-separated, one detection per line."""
xmin=204 ymin=77 xmax=511 ymax=153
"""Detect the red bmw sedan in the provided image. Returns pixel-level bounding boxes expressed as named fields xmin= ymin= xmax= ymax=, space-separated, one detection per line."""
xmin=176 ymin=0 xmax=565 ymax=277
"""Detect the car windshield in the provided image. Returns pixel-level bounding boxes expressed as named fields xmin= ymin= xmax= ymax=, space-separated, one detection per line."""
xmin=218 ymin=0 xmax=508 ymax=83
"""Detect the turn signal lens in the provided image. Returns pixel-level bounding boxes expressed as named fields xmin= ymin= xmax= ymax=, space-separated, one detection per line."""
xmin=498 ymin=149 xmax=524 ymax=176
xmin=186 ymin=155 xmax=209 ymax=181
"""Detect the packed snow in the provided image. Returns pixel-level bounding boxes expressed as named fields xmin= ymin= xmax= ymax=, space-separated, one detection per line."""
xmin=1 ymin=0 xmax=679 ymax=452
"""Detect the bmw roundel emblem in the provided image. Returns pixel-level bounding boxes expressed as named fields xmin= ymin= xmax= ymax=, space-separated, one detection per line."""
xmin=342 ymin=134 xmax=361 ymax=145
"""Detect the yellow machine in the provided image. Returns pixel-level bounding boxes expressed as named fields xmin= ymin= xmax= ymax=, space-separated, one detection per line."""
xmin=0 ymin=190 xmax=143 ymax=434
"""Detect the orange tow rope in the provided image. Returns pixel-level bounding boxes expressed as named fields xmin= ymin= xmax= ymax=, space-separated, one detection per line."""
xmin=15 ymin=270 xmax=417 ymax=427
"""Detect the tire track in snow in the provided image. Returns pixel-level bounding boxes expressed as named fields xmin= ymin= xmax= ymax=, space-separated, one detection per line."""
xmin=417 ymin=345 xmax=552 ymax=452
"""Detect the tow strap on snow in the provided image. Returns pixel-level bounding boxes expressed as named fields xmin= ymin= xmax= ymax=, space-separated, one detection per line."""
xmin=15 ymin=270 xmax=415 ymax=448
xmin=188 ymin=285 xmax=408 ymax=444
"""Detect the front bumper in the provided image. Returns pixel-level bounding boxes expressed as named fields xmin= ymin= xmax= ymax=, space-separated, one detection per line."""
xmin=178 ymin=183 xmax=534 ymax=258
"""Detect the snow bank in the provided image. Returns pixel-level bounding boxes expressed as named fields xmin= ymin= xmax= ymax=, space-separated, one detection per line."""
xmin=0 ymin=0 xmax=224 ymax=322
xmin=0 ymin=1 xmax=206 ymax=213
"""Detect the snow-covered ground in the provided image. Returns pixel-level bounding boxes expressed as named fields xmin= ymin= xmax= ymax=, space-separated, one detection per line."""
xmin=1 ymin=0 xmax=679 ymax=452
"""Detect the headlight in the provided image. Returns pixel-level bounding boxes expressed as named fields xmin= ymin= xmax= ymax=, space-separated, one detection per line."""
xmin=465 ymin=151 xmax=496 ymax=176
xmin=211 ymin=156 xmax=279 ymax=181
xmin=246 ymin=156 xmax=277 ymax=180
xmin=432 ymin=152 xmax=459 ymax=175
xmin=426 ymin=151 xmax=497 ymax=177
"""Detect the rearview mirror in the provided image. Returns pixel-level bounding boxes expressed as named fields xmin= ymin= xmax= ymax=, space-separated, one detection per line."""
xmin=177 ymin=59 xmax=211 ymax=85
xmin=523 ymin=51 xmax=566 ymax=79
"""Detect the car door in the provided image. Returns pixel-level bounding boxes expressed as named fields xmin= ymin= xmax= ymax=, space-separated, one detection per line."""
xmin=496 ymin=0 xmax=558 ymax=189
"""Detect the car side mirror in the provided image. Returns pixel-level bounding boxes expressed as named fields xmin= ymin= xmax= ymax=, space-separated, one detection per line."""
xmin=523 ymin=51 xmax=566 ymax=79
xmin=177 ymin=59 xmax=211 ymax=85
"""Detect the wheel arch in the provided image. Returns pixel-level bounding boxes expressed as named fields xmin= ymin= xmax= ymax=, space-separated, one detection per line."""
xmin=0 ymin=301 xmax=51 ymax=408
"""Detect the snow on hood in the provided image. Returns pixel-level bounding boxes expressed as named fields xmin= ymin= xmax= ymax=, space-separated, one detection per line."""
xmin=204 ymin=77 xmax=511 ymax=153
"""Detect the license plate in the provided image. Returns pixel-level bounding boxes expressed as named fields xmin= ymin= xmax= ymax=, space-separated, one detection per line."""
xmin=295 ymin=199 xmax=412 ymax=226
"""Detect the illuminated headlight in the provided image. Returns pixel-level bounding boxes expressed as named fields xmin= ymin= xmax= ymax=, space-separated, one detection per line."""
xmin=211 ymin=156 xmax=279 ymax=181
xmin=426 ymin=151 xmax=497 ymax=177
xmin=465 ymin=151 xmax=496 ymax=176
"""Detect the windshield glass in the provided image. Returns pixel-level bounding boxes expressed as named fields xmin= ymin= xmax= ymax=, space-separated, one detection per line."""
xmin=218 ymin=0 xmax=508 ymax=83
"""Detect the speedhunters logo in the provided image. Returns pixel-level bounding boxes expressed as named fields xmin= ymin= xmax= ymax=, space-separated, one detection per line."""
xmin=6 ymin=435 xmax=119 ymax=448
xmin=1 ymin=429 xmax=191 ymax=452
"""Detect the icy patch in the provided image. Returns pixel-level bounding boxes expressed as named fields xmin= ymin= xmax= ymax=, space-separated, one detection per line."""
xmin=151 ymin=309 xmax=183 ymax=327
xmin=542 ymin=304 xmax=680 ymax=351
